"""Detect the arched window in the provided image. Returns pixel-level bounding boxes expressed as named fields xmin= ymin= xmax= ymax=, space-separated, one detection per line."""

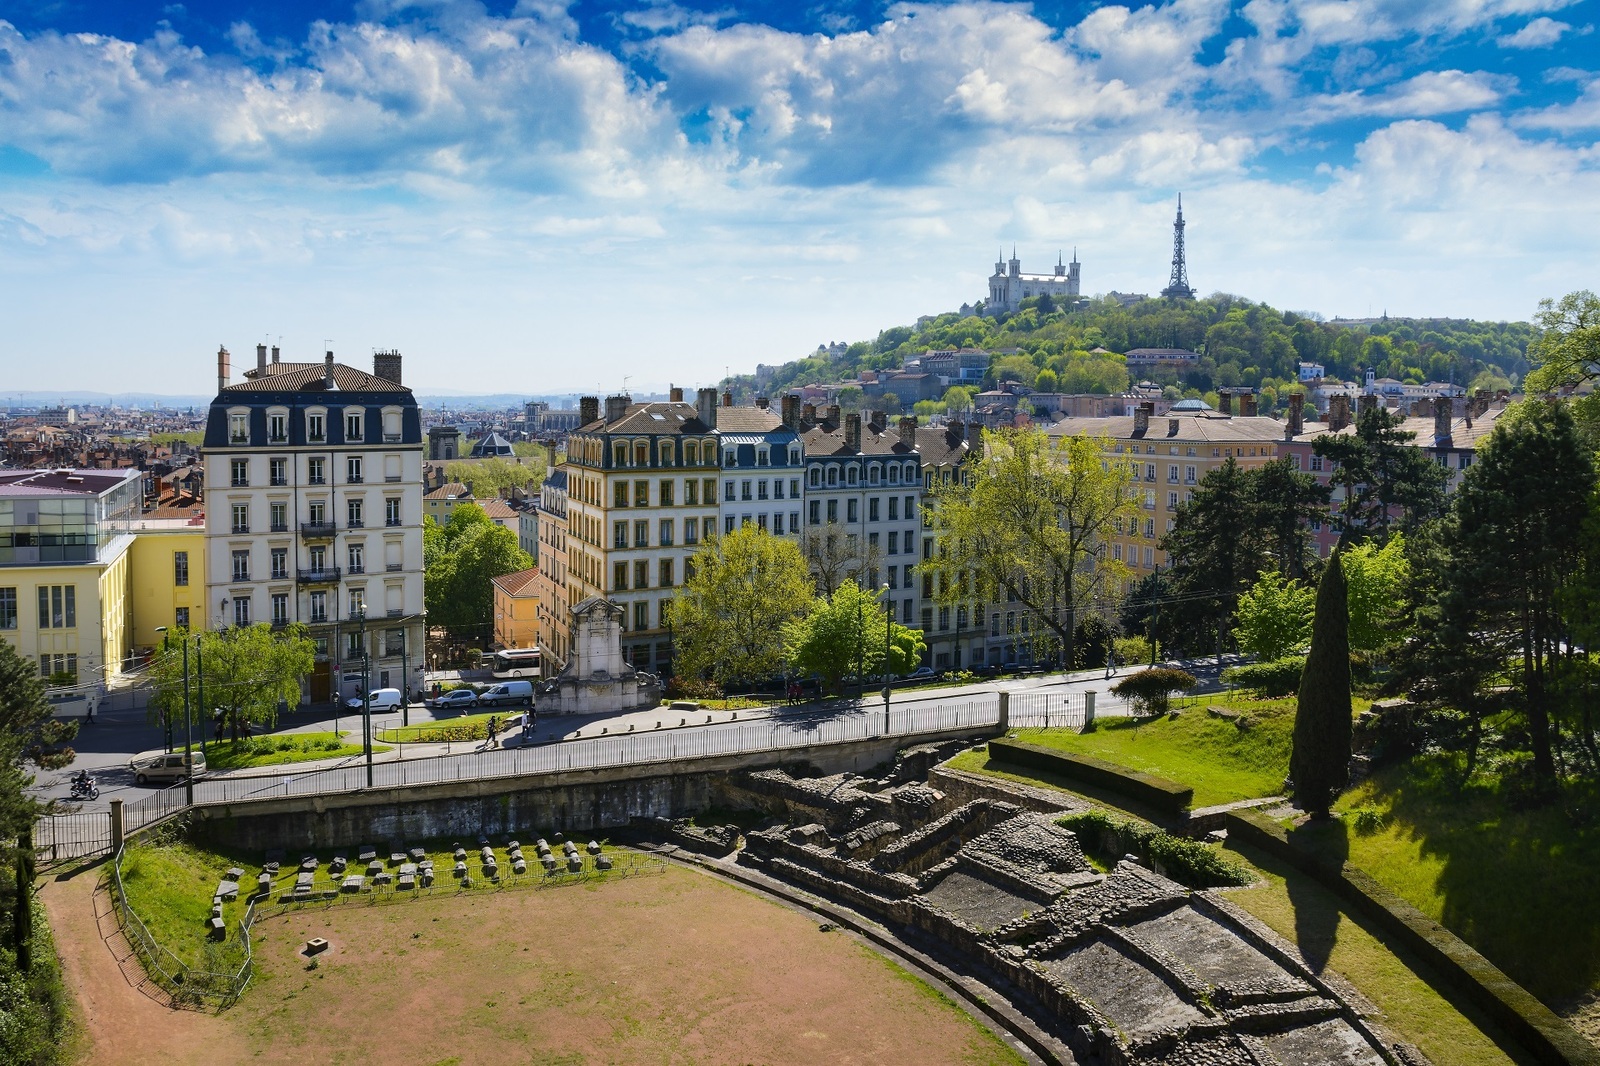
xmin=886 ymin=464 xmax=899 ymax=485
xmin=633 ymin=441 xmax=648 ymax=466
xmin=809 ymin=467 xmax=821 ymax=488
xmin=612 ymin=442 xmax=628 ymax=467
xmin=684 ymin=441 xmax=698 ymax=465
xmin=846 ymin=466 xmax=858 ymax=486
xmin=659 ymin=440 xmax=675 ymax=466
xmin=826 ymin=466 xmax=838 ymax=487
xmin=867 ymin=464 xmax=880 ymax=485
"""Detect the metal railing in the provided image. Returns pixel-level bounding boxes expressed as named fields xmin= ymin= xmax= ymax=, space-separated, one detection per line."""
xmin=32 ymin=810 xmax=113 ymax=865
xmin=1006 ymin=691 xmax=1090 ymax=732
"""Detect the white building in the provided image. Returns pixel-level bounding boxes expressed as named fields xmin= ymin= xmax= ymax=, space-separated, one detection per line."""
xmin=202 ymin=345 xmax=426 ymax=704
xmin=987 ymin=249 xmax=1081 ymax=313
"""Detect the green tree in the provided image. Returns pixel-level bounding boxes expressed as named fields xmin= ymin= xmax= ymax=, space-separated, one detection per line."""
xmin=1160 ymin=459 xmax=1264 ymax=658
xmin=148 ymin=624 xmax=315 ymax=742
xmin=424 ymin=505 xmax=535 ymax=639
xmin=1342 ymin=533 xmax=1411 ymax=655
xmin=801 ymin=521 xmax=882 ymax=596
xmin=1034 ymin=367 xmax=1060 ymax=393
xmin=1290 ymin=552 xmax=1352 ymax=818
xmin=1413 ymin=400 xmax=1595 ymax=787
xmin=924 ymin=427 xmax=1138 ymax=668
xmin=668 ymin=526 xmax=816 ymax=685
xmin=785 ymin=580 xmax=925 ymax=694
xmin=1233 ymin=570 xmax=1315 ymax=661
xmin=444 ymin=455 xmax=544 ymax=498
xmin=1250 ymin=457 xmax=1330 ymax=579
xmin=1313 ymin=406 xmax=1449 ymax=544
xmin=1 ymin=638 xmax=76 ymax=978
xmin=1525 ymin=290 xmax=1600 ymax=393
xmin=878 ymin=392 xmax=902 ymax=413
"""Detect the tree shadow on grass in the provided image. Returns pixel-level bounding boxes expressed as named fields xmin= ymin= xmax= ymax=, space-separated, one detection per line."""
xmin=1285 ymin=815 xmax=1348 ymax=975
xmin=1355 ymin=756 xmax=1600 ymax=1012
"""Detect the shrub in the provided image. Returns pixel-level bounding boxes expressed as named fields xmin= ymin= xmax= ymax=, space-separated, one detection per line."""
xmin=1224 ymin=656 xmax=1307 ymax=697
xmin=1350 ymin=805 xmax=1387 ymax=834
xmin=1113 ymin=636 xmax=1156 ymax=666
xmin=1055 ymin=810 xmax=1250 ymax=888
xmin=665 ymin=675 xmax=723 ymax=701
xmin=1110 ymin=667 xmax=1197 ymax=716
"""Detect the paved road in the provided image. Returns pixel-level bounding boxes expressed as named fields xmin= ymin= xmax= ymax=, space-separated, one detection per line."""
xmin=30 ymin=657 xmax=1235 ymax=810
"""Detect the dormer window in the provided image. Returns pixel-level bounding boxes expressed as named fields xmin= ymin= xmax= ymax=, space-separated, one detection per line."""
xmin=228 ymin=412 xmax=249 ymax=444
xmin=868 ymin=464 xmax=880 ymax=485
xmin=267 ymin=410 xmax=288 ymax=443
xmin=788 ymin=445 xmax=800 ymax=465
xmin=345 ymin=411 xmax=364 ymax=442
xmin=307 ymin=411 xmax=326 ymax=443
xmin=756 ymin=447 xmax=769 ymax=467
xmin=382 ymin=407 xmax=402 ymax=442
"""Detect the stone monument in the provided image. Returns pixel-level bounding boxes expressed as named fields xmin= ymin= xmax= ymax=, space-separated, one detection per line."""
xmin=536 ymin=598 xmax=662 ymax=715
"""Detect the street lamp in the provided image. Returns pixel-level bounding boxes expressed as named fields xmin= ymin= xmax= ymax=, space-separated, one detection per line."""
xmin=157 ymin=627 xmax=174 ymax=752
xmin=353 ymin=607 xmax=373 ymax=788
xmin=878 ymin=583 xmax=891 ymax=734
xmin=154 ymin=626 xmax=194 ymax=804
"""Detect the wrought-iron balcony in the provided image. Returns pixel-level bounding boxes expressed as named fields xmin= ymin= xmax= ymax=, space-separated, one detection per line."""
xmin=300 ymin=521 xmax=337 ymax=538
xmin=297 ymin=567 xmax=342 ymax=584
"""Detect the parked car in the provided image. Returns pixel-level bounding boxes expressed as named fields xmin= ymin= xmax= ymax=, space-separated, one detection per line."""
xmin=902 ymin=666 xmax=937 ymax=681
xmin=478 ymin=679 xmax=534 ymax=707
xmin=428 ymin=688 xmax=479 ymax=712
xmin=128 ymin=749 xmax=207 ymax=786
xmin=345 ymin=688 xmax=403 ymax=712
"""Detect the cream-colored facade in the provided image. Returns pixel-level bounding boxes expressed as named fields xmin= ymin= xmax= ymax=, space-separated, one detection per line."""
xmin=491 ymin=567 xmax=540 ymax=650
xmin=1045 ymin=403 xmax=1286 ymax=580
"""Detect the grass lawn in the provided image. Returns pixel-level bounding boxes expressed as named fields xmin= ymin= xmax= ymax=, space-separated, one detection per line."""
xmin=1002 ymin=693 xmax=1364 ymax=807
xmin=204 ymin=732 xmax=389 ymax=770
xmin=942 ymin=752 xmax=1531 ymax=1065
xmin=1291 ymin=755 xmax=1600 ymax=1034
xmin=374 ymin=711 xmax=521 ymax=744
xmin=116 ymin=837 xmax=254 ymax=974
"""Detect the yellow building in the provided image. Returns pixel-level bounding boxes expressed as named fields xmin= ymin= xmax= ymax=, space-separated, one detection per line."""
xmin=424 ymin=482 xmax=473 ymax=525
xmin=0 ymin=468 xmax=141 ymax=685
xmin=1045 ymin=400 xmax=1286 ymax=580
xmin=491 ymin=567 xmax=541 ymax=650
xmin=128 ymin=518 xmax=210 ymax=650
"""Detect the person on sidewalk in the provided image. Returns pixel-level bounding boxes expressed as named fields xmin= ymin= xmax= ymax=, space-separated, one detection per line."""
xmin=1104 ymin=647 xmax=1118 ymax=680
xmin=486 ymin=716 xmax=498 ymax=749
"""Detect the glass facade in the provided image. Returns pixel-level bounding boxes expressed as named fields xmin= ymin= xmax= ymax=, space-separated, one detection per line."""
xmin=0 ymin=476 xmax=138 ymax=565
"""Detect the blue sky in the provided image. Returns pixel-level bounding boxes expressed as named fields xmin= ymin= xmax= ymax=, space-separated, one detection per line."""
xmin=1 ymin=0 xmax=1597 ymax=395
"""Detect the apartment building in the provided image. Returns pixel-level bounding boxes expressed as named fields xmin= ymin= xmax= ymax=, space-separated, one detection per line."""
xmin=562 ymin=390 xmax=720 ymax=674
xmin=717 ymin=396 xmax=804 ymax=539
xmin=127 ymin=517 xmax=208 ymax=650
xmin=0 ymin=467 xmax=140 ymax=685
xmin=798 ymin=406 xmax=923 ymax=630
xmin=202 ymin=345 xmax=425 ymax=704
xmin=532 ymin=467 xmax=570 ymax=669
xmin=1045 ymin=399 xmax=1285 ymax=581
xmin=911 ymin=421 xmax=976 ymax=670
xmin=491 ymin=566 xmax=540 ymax=649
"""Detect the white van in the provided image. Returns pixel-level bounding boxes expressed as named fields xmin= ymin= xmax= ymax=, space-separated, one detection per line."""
xmin=345 ymin=688 xmax=403 ymax=712
xmin=478 ymin=680 xmax=533 ymax=707
xmin=129 ymin=750 xmax=207 ymax=786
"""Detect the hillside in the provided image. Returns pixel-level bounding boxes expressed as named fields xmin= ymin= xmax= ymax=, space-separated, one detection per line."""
xmin=727 ymin=293 xmax=1535 ymax=415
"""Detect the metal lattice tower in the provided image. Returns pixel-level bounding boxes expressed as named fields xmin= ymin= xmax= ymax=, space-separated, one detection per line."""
xmin=1161 ymin=194 xmax=1195 ymax=300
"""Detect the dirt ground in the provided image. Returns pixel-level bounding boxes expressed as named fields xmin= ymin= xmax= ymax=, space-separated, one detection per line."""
xmin=43 ymin=861 xmax=1023 ymax=1066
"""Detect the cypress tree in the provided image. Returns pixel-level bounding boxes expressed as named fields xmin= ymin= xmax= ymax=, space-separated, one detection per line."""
xmin=1290 ymin=552 xmax=1352 ymax=817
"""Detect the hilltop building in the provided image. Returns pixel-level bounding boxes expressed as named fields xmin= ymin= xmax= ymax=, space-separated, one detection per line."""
xmin=987 ymin=249 xmax=1081 ymax=314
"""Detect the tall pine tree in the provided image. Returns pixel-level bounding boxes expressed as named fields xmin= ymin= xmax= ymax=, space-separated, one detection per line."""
xmin=1290 ymin=552 xmax=1352 ymax=817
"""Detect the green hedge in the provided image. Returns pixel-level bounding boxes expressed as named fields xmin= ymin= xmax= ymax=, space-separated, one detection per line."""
xmin=1222 ymin=656 xmax=1307 ymax=697
xmin=1056 ymin=809 xmax=1249 ymax=888
xmin=1225 ymin=808 xmax=1600 ymax=1066
xmin=989 ymin=738 xmax=1194 ymax=813
xmin=1109 ymin=667 xmax=1197 ymax=715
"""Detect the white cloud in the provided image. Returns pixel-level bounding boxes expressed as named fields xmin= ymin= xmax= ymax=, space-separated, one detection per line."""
xmin=1516 ymin=76 xmax=1600 ymax=129
xmin=1311 ymin=69 xmax=1510 ymax=118
xmin=1497 ymin=16 xmax=1571 ymax=47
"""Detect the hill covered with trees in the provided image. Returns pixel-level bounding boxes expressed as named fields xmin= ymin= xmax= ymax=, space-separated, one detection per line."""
xmin=729 ymin=293 xmax=1537 ymax=416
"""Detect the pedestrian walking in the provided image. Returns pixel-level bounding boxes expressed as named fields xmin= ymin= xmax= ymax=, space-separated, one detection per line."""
xmin=1104 ymin=647 xmax=1118 ymax=680
xmin=486 ymin=716 xmax=498 ymax=749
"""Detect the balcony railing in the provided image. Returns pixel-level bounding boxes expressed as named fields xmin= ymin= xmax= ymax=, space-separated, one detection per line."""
xmin=348 ymin=564 xmax=365 ymax=575
xmin=348 ymin=474 xmax=364 ymax=484
xmin=383 ymin=433 xmax=402 ymax=443
xmin=387 ymin=608 xmax=403 ymax=618
xmin=269 ymin=523 xmax=289 ymax=533
xmin=386 ymin=562 xmax=402 ymax=572
xmin=300 ymin=521 xmax=337 ymax=537
xmin=231 ymin=524 xmax=250 ymax=535
xmin=347 ymin=519 xmax=364 ymax=529
xmin=385 ymin=518 xmax=403 ymax=527
xmin=297 ymin=567 xmax=341 ymax=584
xmin=385 ymin=474 xmax=402 ymax=483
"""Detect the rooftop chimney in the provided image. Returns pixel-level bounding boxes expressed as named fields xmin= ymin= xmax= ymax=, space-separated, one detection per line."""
xmin=256 ymin=343 xmax=267 ymax=374
xmin=870 ymin=410 xmax=886 ymax=430
xmin=696 ymin=387 xmax=718 ymax=429
xmin=1241 ymin=392 xmax=1258 ymax=418
xmin=1433 ymin=395 xmax=1452 ymax=447
xmin=373 ymin=349 xmax=402 ymax=385
xmin=545 ymin=440 xmax=557 ymax=469
xmin=605 ymin=394 xmax=630 ymax=423
xmin=270 ymin=345 xmax=280 ymax=365
xmin=1328 ymin=394 xmax=1350 ymax=432
xmin=1218 ymin=390 xmax=1233 ymax=416
xmin=899 ymin=416 xmax=917 ymax=447
xmin=967 ymin=421 xmax=984 ymax=456
xmin=1287 ymin=392 xmax=1304 ymax=438
xmin=1133 ymin=401 xmax=1153 ymax=435
xmin=669 ymin=385 xmax=684 ymax=403
xmin=580 ymin=396 xmax=600 ymax=426
xmin=1167 ymin=417 xmax=1180 ymax=437
xmin=845 ymin=413 xmax=862 ymax=450
xmin=722 ymin=389 xmax=733 ymax=407
xmin=323 ymin=351 xmax=335 ymax=387
xmin=801 ymin=403 xmax=817 ymax=426
xmin=949 ymin=420 xmax=965 ymax=442
xmin=755 ymin=396 xmax=769 ymax=410
xmin=1358 ymin=393 xmax=1377 ymax=417
xmin=826 ymin=404 xmax=841 ymax=425
xmin=781 ymin=395 xmax=801 ymax=429
xmin=217 ymin=345 xmax=231 ymax=393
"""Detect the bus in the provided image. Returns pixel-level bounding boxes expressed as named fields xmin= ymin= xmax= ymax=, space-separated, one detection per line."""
xmin=491 ymin=648 xmax=541 ymax=679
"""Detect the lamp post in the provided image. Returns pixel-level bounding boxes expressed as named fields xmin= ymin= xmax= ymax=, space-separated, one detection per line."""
xmin=157 ymin=627 xmax=174 ymax=752
xmin=355 ymin=608 xmax=373 ymax=788
xmin=877 ymin=583 xmax=891 ymax=734
xmin=155 ymin=626 xmax=195 ymax=804
xmin=195 ymin=634 xmax=207 ymax=756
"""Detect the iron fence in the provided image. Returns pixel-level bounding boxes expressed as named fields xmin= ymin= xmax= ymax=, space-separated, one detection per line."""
xmin=32 ymin=810 xmax=113 ymax=866
xmin=1006 ymin=691 xmax=1090 ymax=732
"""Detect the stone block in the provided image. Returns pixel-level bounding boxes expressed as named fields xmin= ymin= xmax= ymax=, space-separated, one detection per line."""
xmin=358 ymin=846 xmax=377 ymax=862
xmin=595 ymin=855 xmax=613 ymax=871
xmin=209 ymin=917 xmax=226 ymax=939
xmin=305 ymin=937 xmax=330 ymax=956
xmin=223 ymin=867 xmax=245 ymax=882
xmin=567 ymin=856 xmax=583 ymax=873
xmin=341 ymin=876 xmax=365 ymax=893
xmin=586 ymin=840 xmax=601 ymax=854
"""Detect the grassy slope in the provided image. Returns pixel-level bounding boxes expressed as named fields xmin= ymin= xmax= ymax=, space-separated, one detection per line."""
xmin=374 ymin=711 xmax=511 ymax=743
xmin=944 ymin=752 xmax=1526 ymax=1066
xmin=1006 ymin=694 xmax=1353 ymax=806
xmin=117 ymin=839 xmax=254 ymax=973
xmin=1299 ymin=756 xmax=1600 ymax=1024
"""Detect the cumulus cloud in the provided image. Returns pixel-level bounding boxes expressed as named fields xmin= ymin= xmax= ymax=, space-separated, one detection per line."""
xmin=1311 ymin=69 xmax=1510 ymax=118
xmin=1497 ymin=16 xmax=1572 ymax=47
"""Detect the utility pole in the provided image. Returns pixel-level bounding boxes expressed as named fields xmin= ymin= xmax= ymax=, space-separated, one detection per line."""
xmin=182 ymin=636 xmax=193 ymax=805
xmin=399 ymin=628 xmax=409 ymax=728
xmin=196 ymin=635 xmax=207 ymax=755
xmin=357 ymin=609 xmax=373 ymax=788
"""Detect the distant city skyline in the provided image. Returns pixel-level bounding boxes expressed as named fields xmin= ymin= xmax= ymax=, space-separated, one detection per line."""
xmin=1 ymin=0 xmax=1596 ymax=393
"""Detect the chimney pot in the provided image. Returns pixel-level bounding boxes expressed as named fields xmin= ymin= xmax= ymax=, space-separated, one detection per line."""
xmin=256 ymin=343 xmax=267 ymax=373
xmin=669 ymin=386 xmax=684 ymax=403
xmin=1133 ymin=401 xmax=1152 ymax=435
xmin=605 ymin=394 xmax=629 ymax=423
xmin=898 ymin=416 xmax=917 ymax=446
xmin=373 ymin=349 xmax=402 ymax=386
xmin=845 ymin=413 xmax=862 ymax=450
xmin=216 ymin=345 xmax=231 ymax=393
xmin=580 ymin=396 xmax=600 ymax=426
xmin=722 ymin=389 xmax=732 ymax=407
xmin=1218 ymin=391 xmax=1233 ymax=416
xmin=270 ymin=345 xmax=280 ymax=364
xmin=1287 ymin=393 xmax=1304 ymax=438
xmin=696 ymin=387 xmax=718 ymax=429
xmin=755 ymin=396 xmax=769 ymax=410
